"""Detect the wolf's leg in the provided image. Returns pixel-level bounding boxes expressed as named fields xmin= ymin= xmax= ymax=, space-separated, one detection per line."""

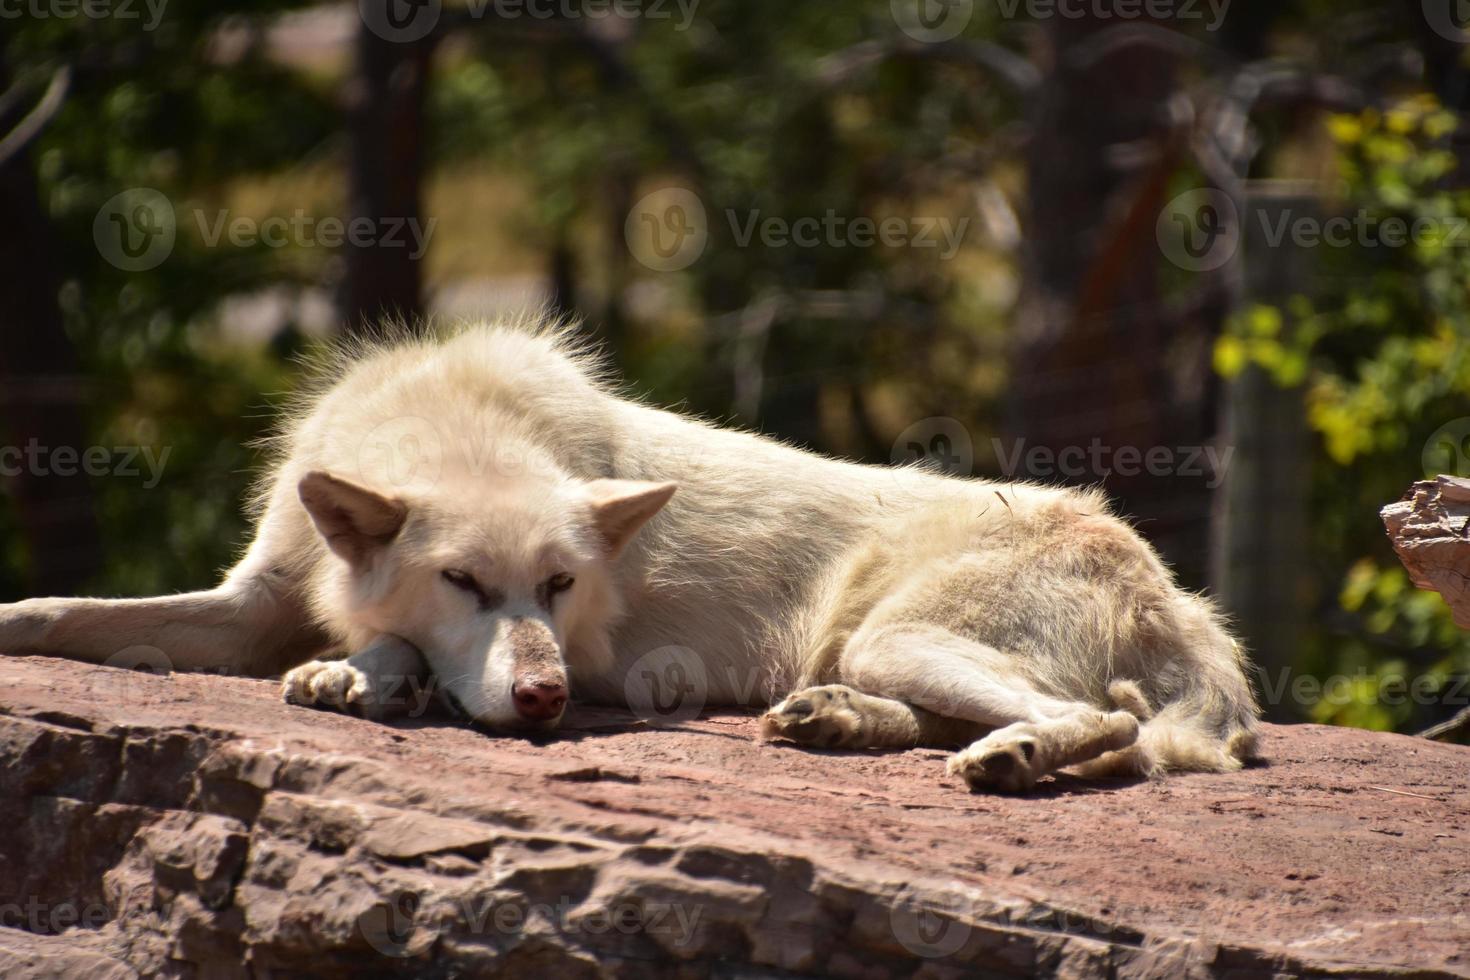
xmin=945 ymin=711 xmax=1140 ymax=793
xmin=837 ymin=624 xmax=1141 ymax=792
xmin=282 ymin=635 xmax=431 ymax=722
xmin=0 ymin=558 xmax=325 ymax=676
xmin=761 ymin=684 xmax=982 ymax=749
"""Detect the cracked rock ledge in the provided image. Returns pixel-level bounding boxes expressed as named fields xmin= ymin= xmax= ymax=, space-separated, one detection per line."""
xmin=1 ymin=655 xmax=1467 ymax=978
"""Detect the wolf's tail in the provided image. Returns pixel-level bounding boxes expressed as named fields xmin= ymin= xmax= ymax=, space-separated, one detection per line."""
xmin=1072 ymin=667 xmax=1259 ymax=780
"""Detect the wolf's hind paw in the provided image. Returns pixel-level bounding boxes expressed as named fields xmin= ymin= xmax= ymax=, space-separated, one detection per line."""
xmin=948 ymin=726 xmax=1044 ymax=793
xmin=761 ymin=684 xmax=873 ymax=749
xmin=282 ymin=659 xmax=370 ymax=712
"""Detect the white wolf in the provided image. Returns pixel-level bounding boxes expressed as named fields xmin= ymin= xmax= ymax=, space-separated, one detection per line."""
xmin=0 ymin=316 xmax=1257 ymax=792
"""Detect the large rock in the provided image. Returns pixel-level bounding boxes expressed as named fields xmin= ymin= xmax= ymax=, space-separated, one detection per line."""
xmin=1382 ymin=475 xmax=1470 ymax=629
xmin=0 ymin=654 xmax=1466 ymax=978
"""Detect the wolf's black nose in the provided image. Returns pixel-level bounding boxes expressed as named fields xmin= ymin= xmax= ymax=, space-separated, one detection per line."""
xmin=512 ymin=679 xmax=568 ymax=721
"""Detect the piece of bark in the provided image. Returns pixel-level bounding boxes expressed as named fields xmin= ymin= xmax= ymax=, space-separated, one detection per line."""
xmin=1381 ymin=475 xmax=1470 ymax=629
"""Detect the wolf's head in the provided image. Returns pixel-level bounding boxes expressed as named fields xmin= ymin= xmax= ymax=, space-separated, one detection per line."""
xmin=297 ymin=467 xmax=674 ymax=731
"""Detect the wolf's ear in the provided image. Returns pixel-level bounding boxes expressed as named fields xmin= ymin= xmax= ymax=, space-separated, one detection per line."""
xmin=298 ymin=471 xmax=408 ymax=564
xmin=583 ymin=479 xmax=676 ymax=557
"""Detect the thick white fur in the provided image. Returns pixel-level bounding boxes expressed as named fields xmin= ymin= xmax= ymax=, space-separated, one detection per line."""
xmin=0 ymin=314 xmax=1259 ymax=791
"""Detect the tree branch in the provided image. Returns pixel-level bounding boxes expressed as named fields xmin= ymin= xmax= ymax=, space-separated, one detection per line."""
xmin=0 ymin=66 xmax=71 ymax=170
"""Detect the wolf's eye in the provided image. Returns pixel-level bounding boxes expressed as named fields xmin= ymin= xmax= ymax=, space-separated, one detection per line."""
xmin=442 ymin=569 xmax=505 ymax=610
xmin=546 ymin=572 xmax=575 ymax=595
xmin=442 ymin=569 xmax=478 ymax=593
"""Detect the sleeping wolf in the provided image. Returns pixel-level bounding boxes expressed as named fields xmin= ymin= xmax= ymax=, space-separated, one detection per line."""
xmin=0 ymin=316 xmax=1258 ymax=792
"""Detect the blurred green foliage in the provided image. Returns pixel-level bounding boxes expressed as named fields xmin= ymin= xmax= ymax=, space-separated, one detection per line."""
xmin=4 ymin=1 xmax=336 ymax=596
xmin=1216 ymin=96 xmax=1470 ymax=731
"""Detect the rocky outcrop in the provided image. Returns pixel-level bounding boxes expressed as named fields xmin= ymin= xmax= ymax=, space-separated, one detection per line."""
xmin=1382 ymin=476 xmax=1470 ymax=741
xmin=1383 ymin=475 xmax=1470 ymax=630
xmin=1 ymin=654 xmax=1467 ymax=978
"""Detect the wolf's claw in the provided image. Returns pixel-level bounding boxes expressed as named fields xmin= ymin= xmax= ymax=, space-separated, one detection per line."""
xmin=282 ymin=659 xmax=371 ymax=712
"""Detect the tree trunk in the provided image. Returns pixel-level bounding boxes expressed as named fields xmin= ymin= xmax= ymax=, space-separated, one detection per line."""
xmin=342 ymin=19 xmax=434 ymax=330
xmin=0 ymin=71 xmax=102 ymax=595
xmin=1208 ymin=187 xmax=1315 ymax=718
xmin=1008 ymin=16 xmax=1223 ymax=591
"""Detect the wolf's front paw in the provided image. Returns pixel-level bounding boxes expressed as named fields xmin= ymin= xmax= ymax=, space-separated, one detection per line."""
xmin=761 ymin=684 xmax=871 ymax=748
xmin=282 ymin=659 xmax=371 ymax=712
xmin=948 ymin=725 xmax=1043 ymax=793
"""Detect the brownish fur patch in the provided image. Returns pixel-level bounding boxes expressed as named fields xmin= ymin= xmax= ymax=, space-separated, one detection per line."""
xmin=508 ymin=618 xmax=564 ymax=683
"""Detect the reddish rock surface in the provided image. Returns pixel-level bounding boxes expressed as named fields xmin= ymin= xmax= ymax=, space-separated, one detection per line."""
xmin=1 ymin=654 xmax=1467 ymax=978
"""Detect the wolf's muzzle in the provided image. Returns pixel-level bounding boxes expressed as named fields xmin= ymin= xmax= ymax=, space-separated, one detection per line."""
xmin=507 ymin=617 xmax=568 ymax=723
